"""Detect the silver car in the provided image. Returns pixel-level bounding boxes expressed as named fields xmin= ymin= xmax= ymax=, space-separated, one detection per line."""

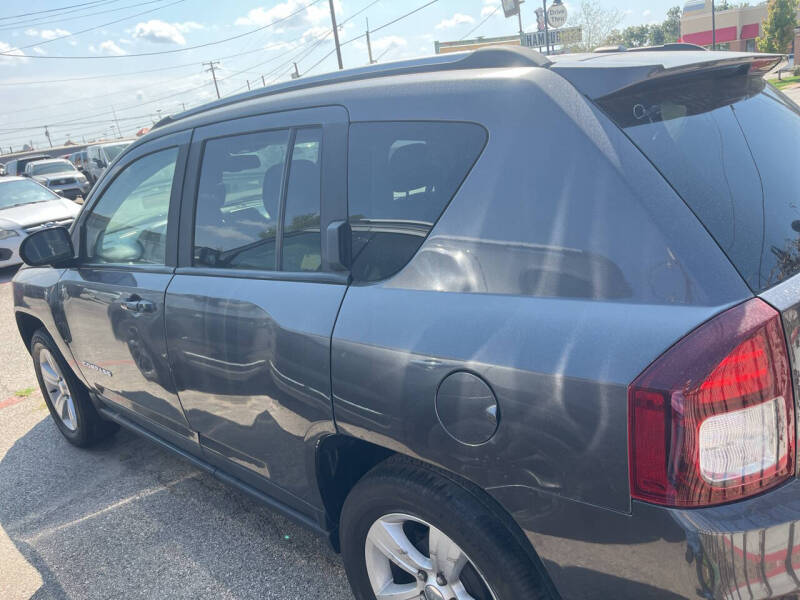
xmin=24 ymin=158 xmax=90 ymax=200
xmin=0 ymin=176 xmax=80 ymax=267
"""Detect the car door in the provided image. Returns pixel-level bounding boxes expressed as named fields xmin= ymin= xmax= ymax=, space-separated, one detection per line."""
xmin=59 ymin=130 xmax=198 ymax=453
xmin=165 ymin=106 xmax=348 ymax=516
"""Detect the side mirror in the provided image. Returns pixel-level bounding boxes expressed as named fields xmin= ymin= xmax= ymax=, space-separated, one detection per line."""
xmin=325 ymin=220 xmax=351 ymax=271
xmin=19 ymin=226 xmax=74 ymax=267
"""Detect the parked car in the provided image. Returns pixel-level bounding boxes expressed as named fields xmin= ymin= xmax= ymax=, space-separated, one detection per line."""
xmin=0 ymin=176 xmax=79 ymax=267
xmin=3 ymin=153 xmax=51 ymax=176
xmin=24 ymin=158 xmax=90 ymax=200
xmin=68 ymin=151 xmax=88 ymax=175
xmin=85 ymin=141 xmax=131 ymax=184
xmin=13 ymin=46 xmax=800 ymax=600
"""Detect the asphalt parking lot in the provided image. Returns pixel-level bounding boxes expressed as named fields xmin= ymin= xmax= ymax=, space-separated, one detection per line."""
xmin=0 ymin=266 xmax=353 ymax=600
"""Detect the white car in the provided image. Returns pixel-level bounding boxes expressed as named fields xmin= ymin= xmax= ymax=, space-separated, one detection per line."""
xmin=0 ymin=176 xmax=80 ymax=267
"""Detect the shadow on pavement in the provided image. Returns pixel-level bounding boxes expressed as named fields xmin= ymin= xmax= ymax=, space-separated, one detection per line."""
xmin=0 ymin=417 xmax=351 ymax=600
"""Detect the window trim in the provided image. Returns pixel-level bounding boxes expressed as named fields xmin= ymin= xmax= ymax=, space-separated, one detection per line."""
xmin=74 ymin=129 xmax=192 ymax=270
xmin=177 ymin=105 xmax=348 ymax=281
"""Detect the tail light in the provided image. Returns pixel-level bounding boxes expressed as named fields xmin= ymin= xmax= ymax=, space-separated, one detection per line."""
xmin=629 ymin=298 xmax=795 ymax=507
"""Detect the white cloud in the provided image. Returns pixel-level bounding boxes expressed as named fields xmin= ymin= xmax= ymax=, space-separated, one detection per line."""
xmin=0 ymin=41 xmax=27 ymax=64
xmin=99 ymin=40 xmax=126 ymax=55
xmin=435 ymin=13 xmax=475 ymax=30
xmin=174 ymin=21 xmax=204 ymax=33
xmin=235 ymin=0 xmax=341 ymax=27
xmin=481 ymin=0 xmax=501 ymax=18
xmin=133 ymin=20 xmax=186 ymax=45
xmin=301 ymin=26 xmax=331 ymax=44
xmin=642 ymin=9 xmax=652 ymax=17
xmin=25 ymin=28 xmax=70 ymax=40
xmin=372 ymin=35 xmax=407 ymax=53
xmin=32 ymin=46 xmax=46 ymax=55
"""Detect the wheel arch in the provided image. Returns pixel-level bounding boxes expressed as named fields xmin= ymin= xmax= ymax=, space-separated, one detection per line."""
xmin=16 ymin=310 xmax=46 ymax=354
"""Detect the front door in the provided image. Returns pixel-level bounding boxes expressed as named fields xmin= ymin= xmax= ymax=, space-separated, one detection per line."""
xmin=165 ymin=107 xmax=348 ymax=514
xmin=60 ymin=130 xmax=196 ymax=451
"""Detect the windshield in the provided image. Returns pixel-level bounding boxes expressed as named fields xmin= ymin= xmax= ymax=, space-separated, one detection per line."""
xmin=103 ymin=143 xmax=129 ymax=162
xmin=31 ymin=161 xmax=76 ymax=176
xmin=598 ymin=67 xmax=800 ymax=292
xmin=0 ymin=179 xmax=59 ymax=209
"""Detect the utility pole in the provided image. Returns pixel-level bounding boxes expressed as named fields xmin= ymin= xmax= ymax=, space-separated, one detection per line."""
xmin=366 ymin=17 xmax=374 ymax=64
xmin=291 ymin=62 xmax=300 ymax=79
xmin=111 ymin=104 xmax=122 ymax=139
xmin=181 ymin=102 xmax=186 ymax=111
xmin=204 ymin=61 xmax=221 ymax=99
xmin=261 ymin=74 xmax=266 ymax=87
xmin=44 ymin=127 xmax=52 ymax=148
xmin=711 ymin=0 xmax=716 ymax=50
xmin=542 ymin=0 xmax=550 ymax=55
xmin=329 ymin=0 xmax=343 ymax=70
xmin=246 ymin=80 xmax=251 ymax=91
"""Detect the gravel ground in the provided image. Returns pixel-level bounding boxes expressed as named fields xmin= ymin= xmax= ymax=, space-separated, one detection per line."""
xmin=0 ymin=266 xmax=353 ymax=600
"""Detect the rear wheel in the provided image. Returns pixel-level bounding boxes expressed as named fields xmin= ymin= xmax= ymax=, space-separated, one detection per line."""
xmin=340 ymin=456 xmax=554 ymax=600
xmin=31 ymin=329 xmax=117 ymax=447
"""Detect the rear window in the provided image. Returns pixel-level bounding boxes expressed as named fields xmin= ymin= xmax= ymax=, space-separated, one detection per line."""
xmin=598 ymin=68 xmax=800 ymax=292
xmin=348 ymin=121 xmax=487 ymax=282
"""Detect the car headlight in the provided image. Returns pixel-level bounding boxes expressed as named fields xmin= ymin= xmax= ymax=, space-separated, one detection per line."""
xmin=77 ymin=174 xmax=87 ymax=182
xmin=0 ymin=229 xmax=19 ymax=240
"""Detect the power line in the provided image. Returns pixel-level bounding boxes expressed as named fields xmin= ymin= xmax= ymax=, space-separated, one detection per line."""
xmin=0 ymin=0 xmax=120 ymax=22
xmin=461 ymin=5 xmax=500 ymax=40
xmin=0 ymin=0 xmax=326 ymax=59
xmin=0 ymin=0 xmax=169 ymax=33
xmin=7 ymin=0 xmax=186 ymax=52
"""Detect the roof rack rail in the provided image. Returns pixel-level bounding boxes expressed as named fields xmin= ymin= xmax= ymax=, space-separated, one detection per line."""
xmin=593 ymin=42 xmax=708 ymax=54
xmin=153 ymin=46 xmax=549 ymax=130
xmin=627 ymin=42 xmax=708 ymax=52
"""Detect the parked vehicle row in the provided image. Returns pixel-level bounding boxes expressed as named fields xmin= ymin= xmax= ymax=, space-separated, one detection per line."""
xmin=11 ymin=46 xmax=800 ymax=600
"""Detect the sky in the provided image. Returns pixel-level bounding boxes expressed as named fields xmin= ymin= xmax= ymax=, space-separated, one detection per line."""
xmin=0 ymin=0 xmax=682 ymax=152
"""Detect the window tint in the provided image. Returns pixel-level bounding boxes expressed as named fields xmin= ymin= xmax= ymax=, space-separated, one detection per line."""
xmin=599 ymin=71 xmax=800 ymax=292
xmin=282 ymin=128 xmax=322 ymax=272
xmin=84 ymin=147 xmax=178 ymax=265
xmin=348 ymin=121 xmax=487 ymax=282
xmin=193 ymin=130 xmax=289 ymax=270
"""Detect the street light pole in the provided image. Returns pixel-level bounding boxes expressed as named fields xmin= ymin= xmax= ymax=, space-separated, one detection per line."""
xmin=542 ymin=0 xmax=550 ymax=55
xmin=711 ymin=0 xmax=716 ymax=50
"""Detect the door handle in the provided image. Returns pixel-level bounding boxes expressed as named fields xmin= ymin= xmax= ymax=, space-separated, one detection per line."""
xmin=121 ymin=295 xmax=155 ymax=313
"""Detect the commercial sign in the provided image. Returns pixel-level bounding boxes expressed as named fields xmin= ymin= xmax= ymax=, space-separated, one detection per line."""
xmin=501 ymin=0 xmax=520 ymax=18
xmin=522 ymin=26 xmax=582 ymax=48
xmin=547 ymin=3 xmax=568 ymax=29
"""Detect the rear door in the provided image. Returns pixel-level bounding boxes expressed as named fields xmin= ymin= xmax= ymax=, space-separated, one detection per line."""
xmin=165 ymin=106 xmax=348 ymax=514
xmin=60 ymin=130 xmax=197 ymax=452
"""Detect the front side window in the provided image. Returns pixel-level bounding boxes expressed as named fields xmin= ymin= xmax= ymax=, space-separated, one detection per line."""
xmin=348 ymin=121 xmax=487 ymax=282
xmin=84 ymin=147 xmax=178 ymax=265
xmin=193 ymin=129 xmax=290 ymax=270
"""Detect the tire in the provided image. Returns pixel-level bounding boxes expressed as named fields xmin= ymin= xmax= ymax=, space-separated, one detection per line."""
xmin=340 ymin=455 xmax=555 ymax=600
xmin=31 ymin=328 xmax=118 ymax=447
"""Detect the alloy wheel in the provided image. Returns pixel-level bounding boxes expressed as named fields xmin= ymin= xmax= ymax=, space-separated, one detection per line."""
xmin=39 ymin=349 xmax=78 ymax=431
xmin=365 ymin=512 xmax=497 ymax=600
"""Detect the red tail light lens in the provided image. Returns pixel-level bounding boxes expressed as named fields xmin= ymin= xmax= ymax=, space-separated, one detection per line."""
xmin=629 ymin=298 xmax=794 ymax=507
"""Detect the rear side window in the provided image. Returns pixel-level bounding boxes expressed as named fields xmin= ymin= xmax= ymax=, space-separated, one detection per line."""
xmin=348 ymin=121 xmax=487 ymax=282
xmin=599 ymin=69 xmax=800 ymax=292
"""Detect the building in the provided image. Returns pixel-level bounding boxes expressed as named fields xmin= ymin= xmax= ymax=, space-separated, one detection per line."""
xmin=680 ymin=0 xmax=768 ymax=51
xmin=435 ymin=34 xmax=522 ymax=55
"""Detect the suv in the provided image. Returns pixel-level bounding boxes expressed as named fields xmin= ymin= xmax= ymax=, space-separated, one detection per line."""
xmin=85 ymin=141 xmax=131 ymax=184
xmin=13 ymin=47 xmax=800 ymax=599
xmin=24 ymin=158 xmax=90 ymax=200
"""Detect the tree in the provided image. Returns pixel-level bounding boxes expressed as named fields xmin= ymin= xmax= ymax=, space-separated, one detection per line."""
xmin=567 ymin=0 xmax=624 ymax=51
xmin=758 ymin=0 xmax=798 ymax=53
xmin=662 ymin=6 xmax=682 ymax=42
xmin=622 ymin=24 xmax=651 ymax=47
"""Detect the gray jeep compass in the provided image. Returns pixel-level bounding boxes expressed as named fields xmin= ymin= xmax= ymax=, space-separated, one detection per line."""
xmin=13 ymin=46 xmax=800 ymax=599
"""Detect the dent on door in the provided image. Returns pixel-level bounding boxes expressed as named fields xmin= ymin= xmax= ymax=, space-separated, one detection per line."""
xmin=164 ymin=275 xmax=344 ymax=509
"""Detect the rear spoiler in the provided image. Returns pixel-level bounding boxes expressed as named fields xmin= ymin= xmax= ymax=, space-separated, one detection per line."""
xmin=551 ymin=53 xmax=782 ymax=99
